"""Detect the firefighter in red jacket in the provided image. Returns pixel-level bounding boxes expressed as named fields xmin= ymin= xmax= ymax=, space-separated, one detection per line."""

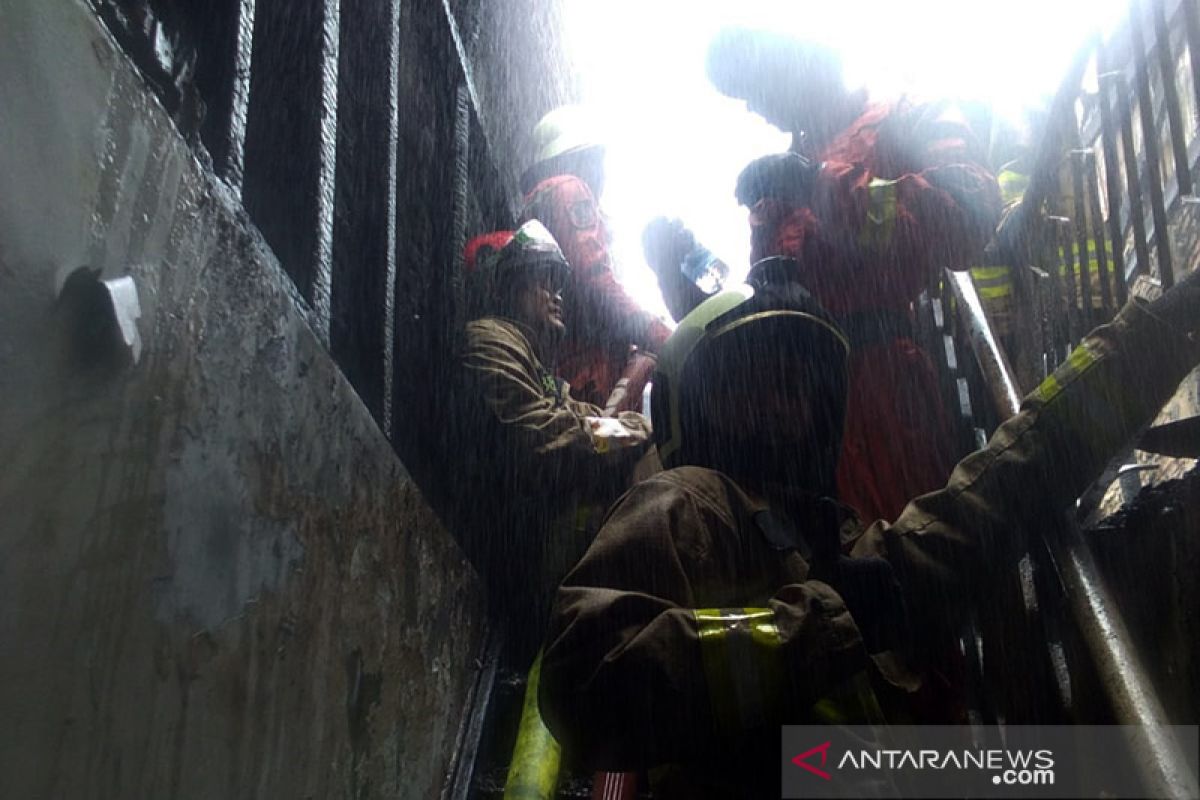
xmin=707 ymin=29 xmax=1002 ymax=523
xmin=519 ymin=105 xmax=671 ymax=410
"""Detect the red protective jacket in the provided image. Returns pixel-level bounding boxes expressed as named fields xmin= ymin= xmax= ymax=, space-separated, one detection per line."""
xmin=750 ymin=98 xmax=1001 ymax=522
xmin=521 ymin=175 xmax=672 ymax=407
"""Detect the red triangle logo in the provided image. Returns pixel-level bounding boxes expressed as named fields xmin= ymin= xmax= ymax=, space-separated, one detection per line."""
xmin=792 ymin=741 xmax=832 ymax=780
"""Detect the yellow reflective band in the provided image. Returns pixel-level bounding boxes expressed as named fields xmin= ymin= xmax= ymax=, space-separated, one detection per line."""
xmin=859 ymin=178 xmax=899 ymax=253
xmin=1057 ymin=240 xmax=1115 ymax=276
xmin=694 ymin=608 xmax=783 ymax=735
xmin=971 ymin=266 xmax=1013 ymax=300
xmin=970 ymin=265 xmax=1011 ymax=280
xmin=1033 ymin=375 xmax=1063 ymax=404
xmin=1031 ymin=339 xmax=1102 ymax=404
xmin=1066 ymin=340 xmax=1101 ymax=371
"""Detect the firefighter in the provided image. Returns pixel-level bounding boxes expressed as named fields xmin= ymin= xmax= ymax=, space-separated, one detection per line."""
xmin=707 ymin=28 xmax=1003 ymax=524
xmin=971 ymin=162 xmax=1034 ymax=341
xmin=539 ymin=266 xmax=1200 ymax=797
xmin=449 ymin=220 xmax=653 ymax=657
xmin=519 ymin=105 xmax=672 ymax=409
xmin=976 ymin=154 xmax=1120 ymax=379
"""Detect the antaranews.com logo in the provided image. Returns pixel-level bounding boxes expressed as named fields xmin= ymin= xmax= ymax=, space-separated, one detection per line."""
xmin=792 ymin=740 xmax=1055 ymax=785
xmin=781 ymin=725 xmax=1198 ymax=799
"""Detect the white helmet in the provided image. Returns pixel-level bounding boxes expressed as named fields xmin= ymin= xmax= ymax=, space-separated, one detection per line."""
xmin=529 ymin=105 xmax=605 ymax=166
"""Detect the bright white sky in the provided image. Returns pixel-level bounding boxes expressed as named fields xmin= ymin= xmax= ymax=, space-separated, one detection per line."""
xmin=562 ymin=0 xmax=1130 ymax=321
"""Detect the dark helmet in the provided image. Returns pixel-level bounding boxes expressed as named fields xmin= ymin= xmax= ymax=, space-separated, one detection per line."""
xmin=463 ymin=220 xmax=571 ymax=319
xmin=651 ymin=269 xmax=850 ymax=494
xmin=705 ymin=27 xmax=844 ymax=104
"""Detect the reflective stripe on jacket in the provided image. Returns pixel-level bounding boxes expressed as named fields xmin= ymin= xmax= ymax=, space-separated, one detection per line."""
xmin=969 ymin=169 xmax=1030 ymax=305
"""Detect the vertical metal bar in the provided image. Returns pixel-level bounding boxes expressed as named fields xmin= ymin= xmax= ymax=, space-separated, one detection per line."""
xmin=381 ymin=0 xmax=400 ymax=439
xmin=1184 ymin=0 xmax=1200 ymax=124
xmin=450 ymin=83 xmax=472 ymax=346
xmin=1130 ymin=0 xmax=1176 ymax=286
xmin=329 ymin=0 xmax=399 ymax=432
xmin=1056 ymin=217 xmax=1081 ymax=346
xmin=310 ymin=0 xmax=340 ymax=343
xmin=1096 ymin=61 xmax=1131 ymax=305
xmin=441 ymin=0 xmax=485 ymax=161
xmin=1083 ymin=151 xmax=1116 ymax=317
xmin=1032 ymin=267 xmax=1053 ymax=379
xmin=1112 ymin=75 xmax=1154 ymax=279
xmin=1151 ymin=0 xmax=1194 ymax=196
xmin=241 ymin=0 xmax=340 ymax=344
xmin=222 ymin=0 xmax=256 ymax=192
xmin=1070 ymin=151 xmax=1095 ymax=331
xmin=1044 ymin=217 xmax=1072 ymax=370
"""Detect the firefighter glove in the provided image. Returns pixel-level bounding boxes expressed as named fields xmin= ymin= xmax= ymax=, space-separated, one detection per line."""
xmin=735 ymin=152 xmax=821 ymax=208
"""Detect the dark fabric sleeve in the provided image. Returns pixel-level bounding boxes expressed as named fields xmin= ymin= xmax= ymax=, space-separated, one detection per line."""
xmin=853 ymin=300 xmax=1200 ymax=642
xmin=459 ymin=321 xmax=649 ymax=491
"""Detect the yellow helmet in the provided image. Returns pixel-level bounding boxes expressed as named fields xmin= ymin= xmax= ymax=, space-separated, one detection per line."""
xmin=529 ymin=105 xmax=605 ymax=167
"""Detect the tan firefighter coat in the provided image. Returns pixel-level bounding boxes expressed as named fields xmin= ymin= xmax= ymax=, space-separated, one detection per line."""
xmin=449 ymin=316 xmax=652 ymax=652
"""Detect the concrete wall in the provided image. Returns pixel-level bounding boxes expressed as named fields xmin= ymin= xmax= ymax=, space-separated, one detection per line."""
xmin=467 ymin=0 xmax=578 ymax=207
xmin=0 ymin=2 xmax=487 ymax=797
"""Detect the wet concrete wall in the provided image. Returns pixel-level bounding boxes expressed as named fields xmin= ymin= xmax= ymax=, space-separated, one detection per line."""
xmin=466 ymin=0 xmax=578 ymax=206
xmin=0 ymin=1 xmax=488 ymax=796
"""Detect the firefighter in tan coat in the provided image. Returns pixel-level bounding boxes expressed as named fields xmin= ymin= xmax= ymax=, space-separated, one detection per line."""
xmin=539 ymin=264 xmax=1200 ymax=797
xmin=450 ymin=220 xmax=652 ymax=657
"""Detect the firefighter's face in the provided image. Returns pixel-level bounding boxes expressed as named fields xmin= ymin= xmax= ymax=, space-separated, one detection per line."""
xmin=724 ymin=365 xmax=817 ymax=453
xmin=513 ymin=272 xmax=566 ymax=338
xmin=694 ymin=336 xmax=846 ymax=496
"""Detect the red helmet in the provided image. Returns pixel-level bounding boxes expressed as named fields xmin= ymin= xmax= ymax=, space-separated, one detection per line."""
xmin=463 ymin=221 xmax=571 ymax=318
xmin=464 ymin=230 xmax=515 ymax=274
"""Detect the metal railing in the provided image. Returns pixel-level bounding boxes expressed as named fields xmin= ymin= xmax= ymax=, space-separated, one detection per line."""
xmin=942 ymin=1 xmax=1200 ymax=792
xmin=947 ymin=270 xmax=1199 ymax=799
xmin=994 ymin=0 xmax=1200 ymax=391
